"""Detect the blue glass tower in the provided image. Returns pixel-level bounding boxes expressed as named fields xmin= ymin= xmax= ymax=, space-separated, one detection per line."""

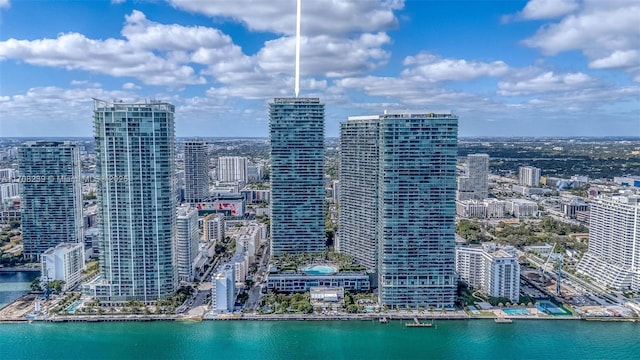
xmin=377 ymin=112 xmax=458 ymax=309
xmin=89 ymin=99 xmax=177 ymax=303
xmin=269 ymin=97 xmax=325 ymax=255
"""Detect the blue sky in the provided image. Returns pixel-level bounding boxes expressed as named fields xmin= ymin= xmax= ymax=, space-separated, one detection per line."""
xmin=0 ymin=0 xmax=638 ymax=137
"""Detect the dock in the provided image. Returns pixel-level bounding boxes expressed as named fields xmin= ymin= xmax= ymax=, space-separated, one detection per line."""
xmin=405 ymin=317 xmax=433 ymax=328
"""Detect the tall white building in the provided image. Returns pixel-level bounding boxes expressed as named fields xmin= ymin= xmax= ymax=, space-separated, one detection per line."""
xmin=217 ymin=156 xmax=248 ymax=184
xmin=18 ymin=141 xmax=83 ymax=260
xmin=456 ymin=243 xmax=520 ymax=303
xmin=577 ymin=195 xmax=640 ymax=290
xmin=90 ymin=99 xmax=177 ymax=303
xmin=518 ymin=166 xmax=541 ymax=187
xmin=184 ymin=141 xmax=209 ymax=204
xmin=176 ymin=206 xmax=199 ymax=282
xmin=212 ymin=264 xmax=235 ymax=313
xmin=41 ymin=243 xmax=85 ymax=292
xmin=457 ymin=153 xmax=489 ymax=201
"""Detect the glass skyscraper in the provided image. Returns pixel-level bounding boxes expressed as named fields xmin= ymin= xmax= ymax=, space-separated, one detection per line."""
xmin=18 ymin=141 xmax=83 ymax=260
xmin=184 ymin=140 xmax=209 ymax=204
xmin=377 ymin=112 xmax=458 ymax=309
xmin=269 ymin=97 xmax=325 ymax=255
xmin=90 ymin=99 xmax=177 ymax=302
xmin=338 ymin=116 xmax=380 ymax=272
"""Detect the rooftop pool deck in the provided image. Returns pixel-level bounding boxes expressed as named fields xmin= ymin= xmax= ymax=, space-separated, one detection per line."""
xmin=302 ymin=265 xmax=338 ymax=275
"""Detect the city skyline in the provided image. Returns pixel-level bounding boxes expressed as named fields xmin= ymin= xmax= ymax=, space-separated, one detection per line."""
xmin=1 ymin=0 xmax=638 ymax=138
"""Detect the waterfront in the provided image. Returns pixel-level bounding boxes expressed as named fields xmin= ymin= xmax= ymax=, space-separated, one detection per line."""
xmin=0 ymin=272 xmax=37 ymax=309
xmin=1 ymin=320 xmax=639 ymax=359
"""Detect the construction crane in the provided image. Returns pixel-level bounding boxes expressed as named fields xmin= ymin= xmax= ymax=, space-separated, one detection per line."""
xmin=541 ymin=243 xmax=563 ymax=296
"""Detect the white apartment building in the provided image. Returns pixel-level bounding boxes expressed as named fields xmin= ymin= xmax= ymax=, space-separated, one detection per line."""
xmin=41 ymin=243 xmax=85 ymax=292
xmin=217 ymin=156 xmax=248 ymax=184
xmin=456 ymin=243 xmax=520 ymax=303
xmin=176 ymin=206 xmax=199 ymax=282
xmin=212 ymin=265 xmax=235 ymax=313
xmin=456 ymin=199 xmax=506 ymax=219
xmin=577 ymin=195 xmax=640 ymax=290
xmin=204 ymin=213 xmax=225 ymax=242
xmin=506 ymin=199 xmax=539 ymax=218
xmin=518 ymin=166 xmax=541 ymax=187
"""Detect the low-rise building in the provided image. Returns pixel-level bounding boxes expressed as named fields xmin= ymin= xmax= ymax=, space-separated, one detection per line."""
xmin=41 ymin=243 xmax=85 ymax=292
xmin=506 ymin=199 xmax=539 ymax=218
xmin=266 ymin=271 xmax=370 ymax=293
xmin=456 ymin=243 xmax=520 ymax=303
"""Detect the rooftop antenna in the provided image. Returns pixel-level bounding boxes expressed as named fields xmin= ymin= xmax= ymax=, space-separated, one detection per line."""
xmin=295 ymin=0 xmax=301 ymax=97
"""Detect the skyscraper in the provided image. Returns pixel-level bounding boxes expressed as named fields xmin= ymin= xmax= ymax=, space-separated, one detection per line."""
xmin=269 ymin=97 xmax=325 ymax=255
xmin=577 ymin=195 xmax=640 ymax=290
xmin=18 ymin=141 xmax=83 ymax=260
xmin=184 ymin=141 xmax=209 ymax=204
xmin=90 ymin=99 xmax=177 ymax=302
xmin=377 ymin=112 xmax=458 ymax=309
xmin=176 ymin=205 xmax=199 ymax=283
xmin=339 ymin=116 xmax=380 ymax=272
xmin=218 ymin=156 xmax=248 ymax=183
xmin=457 ymin=153 xmax=489 ymax=201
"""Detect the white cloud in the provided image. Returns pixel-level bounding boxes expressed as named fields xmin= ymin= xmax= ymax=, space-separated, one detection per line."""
xmin=589 ymin=50 xmax=639 ymax=69
xmin=0 ymin=0 xmax=9 ymax=9
xmin=498 ymin=69 xmax=596 ymax=96
xmin=122 ymin=82 xmax=141 ymax=90
xmin=168 ymin=0 xmax=402 ymax=36
xmin=111 ymin=0 xmax=125 ymax=4
xmin=401 ymin=52 xmax=509 ymax=82
xmin=522 ymin=0 xmax=640 ymax=80
xmin=256 ymin=33 xmax=391 ymax=78
xmin=519 ymin=0 xmax=579 ymax=20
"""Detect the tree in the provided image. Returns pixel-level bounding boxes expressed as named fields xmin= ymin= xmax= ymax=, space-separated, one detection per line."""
xmin=30 ymin=277 xmax=42 ymax=292
xmin=48 ymin=280 xmax=65 ymax=293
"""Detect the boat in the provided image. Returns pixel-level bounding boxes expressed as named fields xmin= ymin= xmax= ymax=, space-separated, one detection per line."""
xmin=405 ymin=317 xmax=433 ymax=328
xmin=379 ymin=317 xmax=388 ymax=324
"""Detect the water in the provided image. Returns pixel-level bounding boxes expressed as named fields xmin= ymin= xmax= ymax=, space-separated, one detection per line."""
xmin=0 ymin=320 xmax=638 ymax=359
xmin=303 ymin=265 xmax=337 ymax=275
xmin=0 ymin=272 xmax=39 ymax=308
xmin=502 ymin=308 xmax=529 ymax=315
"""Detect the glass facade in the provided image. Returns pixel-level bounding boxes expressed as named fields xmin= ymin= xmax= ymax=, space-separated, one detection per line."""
xmin=18 ymin=142 xmax=83 ymax=260
xmin=93 ymin=99 xmax=177 ymax=302
xmin=339 ymin=116 xmax=380 ymax=272
xmin=377 ymin=112 xmax=458 ymax=309
xmin=269 ymin=97 xmax=325 ymax=255
xmin=184 ymin=141 xmax=209 ymax=204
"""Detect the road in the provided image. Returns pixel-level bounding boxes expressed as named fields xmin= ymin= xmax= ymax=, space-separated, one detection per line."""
xmin=525 ymin=253 xmax=621 ymax=305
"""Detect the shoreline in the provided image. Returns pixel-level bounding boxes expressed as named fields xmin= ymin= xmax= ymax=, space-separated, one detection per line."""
xmin=2 ymin=293 xmax=637 ymax=324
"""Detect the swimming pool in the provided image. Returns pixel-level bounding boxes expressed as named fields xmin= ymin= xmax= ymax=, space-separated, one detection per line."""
xmin=303 ymin=265 xmax=338 ymax=275
xmin=502 ymin=308 xmax=529 ymax=315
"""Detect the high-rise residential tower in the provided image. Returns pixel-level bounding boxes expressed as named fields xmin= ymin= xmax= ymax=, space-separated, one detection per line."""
xmin=577 ymin=195 xmax=640 ymax=290
xmin=90 ymin=99 xmax=177 ymax=302
xmin=269 ymin=97 xmax=325 ymax=255
xmin=217 ymin=156 xmax=248 ymax=184
xmin=338 ymin=116 xmax=380 ymax=272
xmin=184 ymin=141 xmax=209 ymax=204
xmin=457 ymin=153 xmax=489 ymax=201
xmin=377 ymin=112 xmax=458 ymax=309
xmin=18 ymin=141 xmax=83 ymax=260
xmin=176 ymin=205 xmax=199 ymax=283
xmin=518 ymin=166 xmax=541 ymax=187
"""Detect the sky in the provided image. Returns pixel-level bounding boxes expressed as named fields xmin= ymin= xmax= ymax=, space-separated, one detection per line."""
xmin=0 ymin=0 xmax=639 ymax=138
